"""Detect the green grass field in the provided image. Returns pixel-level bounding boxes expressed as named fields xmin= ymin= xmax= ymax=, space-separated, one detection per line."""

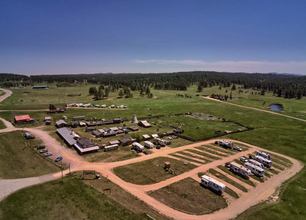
xmin=0 ymin=120 xmax=6 ymax=129
xmin=0 ymin=174 xmax=150 ymax=220
xmin=149 ymin=178 xmax=227 ymax=215
xmin=0 ymin=131 xmax=59 ymax=179
xmin=113 ymin=157 xmax=197 ymax=185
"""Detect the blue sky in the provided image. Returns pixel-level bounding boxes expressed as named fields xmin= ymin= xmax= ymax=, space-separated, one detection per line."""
xmin=1 ymin=0 xmax=306 ymax=75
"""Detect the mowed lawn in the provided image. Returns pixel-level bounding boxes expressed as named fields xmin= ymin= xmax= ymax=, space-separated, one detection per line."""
xmin=113 ymin=157 xmax=197 ymax=185
xmin=0 ymin=131 xmax=59 ymax=178
xmin=149 ymin=178 xmax=227 ymax=215
xmin=0 ymin=175 xmax=149 ymax=220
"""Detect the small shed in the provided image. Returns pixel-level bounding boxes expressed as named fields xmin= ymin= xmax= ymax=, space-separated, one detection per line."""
xmin=129 ymin=126 xmax=139 ymax=131
xmin=138 ymin=120 xmax=152 ymax=128
xmin=55 ymin=120 xmax=67 ymax=128
xmin=164 ymin=162 xmax=171 ymax=169
xmin=109 ymin=140 xmax=120 ymax=145
xmin=142 ymin=134 xmax=151 ymax=140
xmin=113 ymin=118 xmax=123 ymax=124
xmin=92 ymin=130 xmax=102 ymax=138
xmin=44 ymin=116 xmax=51 ymax=121
xmin=120 ymin=138 xmax=132 ymax=146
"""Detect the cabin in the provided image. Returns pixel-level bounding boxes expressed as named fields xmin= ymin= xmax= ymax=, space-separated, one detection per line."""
xmin=32 ymin=85 xmax=49 ymax=89
xmin=73 ymin=116 xmax=85 ymax=121
xmin=85 ymin=127 xmax=95 ymax=132
xmin=129 ymin=126 xmax=139 ymax=131
xmin=201 ymin=175 xmax=226 ymax=194
xmin=55 ymin=120 xmax=67 ymax=128
xmin=113 ymin=118 xmax=123 ymax=124
xmin=14 ymin=115 xmax=34 ymax=125
xmin=138 ymin=120 xmax=152 ymax=128
xmin=109 ymin=140 xmax=120 ymax=145
xmin=142 ymin=134 xmax=151 ymax=140
xmin=92 ymin=130 xmax=102 ymax=138
xmin=120 ymin=138 xmax=133 ymax=146
xmin=74 ymin=138 xmax=99 ymax=155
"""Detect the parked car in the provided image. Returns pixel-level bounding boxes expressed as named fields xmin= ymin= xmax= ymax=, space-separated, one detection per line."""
xmin=225 ymin=162 xmax=230 ymax=168
xmin=143 ymin=151 xmax=149 ymax=155
xmin=215 ymin=141 xmax=219 ymax=144
xmin=37 ymin=145 xmax=45 ymax=150
xmin=249 ymin=155 xmax=255 ymax=160
xmin=233 ymin=146 xmax=242 ymax=151
xmin=55 ymin=156 xmax=63 ymax=162
xmin=44 ymin=152 xmax=52 ymax=157
xmin=240 ymin=157 xmax=248 ymax=163
xmin=39 ymin=149 xmax=48 ymax=153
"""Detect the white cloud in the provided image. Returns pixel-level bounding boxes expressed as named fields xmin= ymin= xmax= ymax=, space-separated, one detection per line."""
xmin=132 ymin=59 xmax=306 ymax=74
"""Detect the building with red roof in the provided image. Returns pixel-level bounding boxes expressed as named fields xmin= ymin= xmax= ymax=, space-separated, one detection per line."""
xmin=14 ymin=115 xmax=34 ymax=124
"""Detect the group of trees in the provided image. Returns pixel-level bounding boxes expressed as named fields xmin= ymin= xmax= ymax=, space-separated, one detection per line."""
xmin=2 ymin=71 xmax=306 ymax=99
xmin=88 ymin=85 xmax=109 ymax=100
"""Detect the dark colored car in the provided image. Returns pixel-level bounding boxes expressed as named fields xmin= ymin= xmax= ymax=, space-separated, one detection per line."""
xmin=55 ymin=156 xmax=63 ymax=162
xmin=39 ymin=149 xmax=48 ymax=153
xmin=37 ymin=145 xmax=45 ymax=150
xmin=249 ymin=155 xmax=255 ymax=159
xmin=143 ymin=151 xmax=149 ymax=155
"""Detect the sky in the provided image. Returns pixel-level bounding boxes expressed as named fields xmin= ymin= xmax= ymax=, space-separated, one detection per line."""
xmin=0 ymin=0 xmax=306 ymax=75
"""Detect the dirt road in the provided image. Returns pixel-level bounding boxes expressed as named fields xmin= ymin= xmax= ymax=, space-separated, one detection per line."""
xmin=203 ymin=96 xmax=306 ymax=123
xmin=0 ymin=88 xmax=12 ymax=103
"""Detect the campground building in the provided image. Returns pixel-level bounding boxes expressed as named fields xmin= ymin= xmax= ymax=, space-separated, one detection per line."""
xmin=14 ymin=115 xmax=34 ymax=125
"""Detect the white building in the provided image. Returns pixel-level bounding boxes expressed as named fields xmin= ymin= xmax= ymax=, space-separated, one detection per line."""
xmin=201 ymin=175 xmax=226 ymax=194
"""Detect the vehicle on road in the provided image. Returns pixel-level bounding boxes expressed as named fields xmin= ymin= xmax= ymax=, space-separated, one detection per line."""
xmin=37 ymin=145 xmax=45 ymax=150
xmin=249 ymin=155 xmax=255 ymax=160
xmin=39 ymin=149 xmax=48 ymax=153
xmin=143 ymin=151 xmax=149 ymax=155
xmin=44 ymin=152 xmax=52 ymax=157
xmin=55 ymin=156 xmax=63 ymax=162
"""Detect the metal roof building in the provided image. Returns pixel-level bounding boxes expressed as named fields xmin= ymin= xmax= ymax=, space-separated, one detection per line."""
xmin=56 ymin=127 xmax=77 ymax=147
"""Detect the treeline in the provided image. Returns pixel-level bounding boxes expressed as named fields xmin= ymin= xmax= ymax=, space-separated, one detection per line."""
xmin=1 ymin=72 xmax=306 ymax=99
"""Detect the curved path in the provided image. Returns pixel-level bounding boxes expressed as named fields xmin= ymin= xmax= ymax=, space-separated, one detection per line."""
xmin=0 ymin=88 xmax=12 ymax=103
xmin=203 ymin=96 xmax=306 ymax=123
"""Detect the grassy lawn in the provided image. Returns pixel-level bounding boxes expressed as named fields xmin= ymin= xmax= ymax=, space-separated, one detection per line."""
xmin=0 ymin=174 xmax=149 ymax=220
xmin=176 ymin=150 xmax=211 ymax=163
xmin=113 ymin=157 xmax=197 ymax=185
xmin=199 ymin=145 xmax=228 ymax=157
xmin=207 ymin=169 xmax=248 ymax=192
xmin=0 ymin=120 xmax=6 ymax=129
xmin=148 ymin=177 xmax=227 ymax=215
xmin=193 ymin=147 xmax=221 ymax=160
xmin=217 ymin=165 xmax=256 ymax=187
xmin=170 ymin=153 xmax=206 ymax=164
xmin=80 ymin=173 xmax=169 ymax=220
xmin=0 ymin=131 xmax=59 ymax=179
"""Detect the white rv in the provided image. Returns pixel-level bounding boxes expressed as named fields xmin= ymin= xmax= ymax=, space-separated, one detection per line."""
xmin=201 ymin=175 xmax=226 ymax=194
xmin=245 ymin=162 xmax=265 ymax=177
xmin=255 ymin=156 xmax=272 ymax=168
xmin=144 ymin=141 xmax=154 ymax=149
xmin=219 ymin=140 xmax=234 ymax=149
xmin=132 ymin=142 xmax=144 ymax=152
xmin=229 ymin=162 xmax=251 ymax=179
xmin=256 ymin=151 xmax=271 ymax=160
xmin=104 ymin=144 xmax=119 ymax=152
xmin=249 ymin=159 xmax=264 ymax=169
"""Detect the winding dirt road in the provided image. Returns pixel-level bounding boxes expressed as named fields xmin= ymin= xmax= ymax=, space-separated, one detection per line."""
xmin=0 ymin=88 xmax=12 ymax=103
xmin=0 ymin=89 xmax=304 ymax=220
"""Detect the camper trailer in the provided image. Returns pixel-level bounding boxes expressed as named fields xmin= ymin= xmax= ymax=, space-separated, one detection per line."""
xmin=255 ymin=156 xmax=272 ymax=168
xmin=104 ymin=144 xmax=119 ymax=152
xmin=144 ymin=141 xmax=154 ymax=149
xmin=244 ymin=162 xmax=265 ymax=177
xmin=249 ymin=159 xmax=264 ymax=169
xmin=132 ymin=142 xmax=144 ymax=152
xmin=256 ymin=151 xmax=271 ymax=160
xmin=229 ymin=162 xmax=251 ymax=179
xmin=200 ymin=175 xmax=226 ymax=194
xmin=153 ymin=138 xmax=166 ymax=147
xmin=219 ymin=140 xmax=234 ymax=149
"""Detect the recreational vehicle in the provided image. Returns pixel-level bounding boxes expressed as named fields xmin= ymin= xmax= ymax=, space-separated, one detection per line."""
xmin=219 ymin=140 xmax=234 ymax=149
xmin=244 ymin=162 xmax=265 ymax=177
xmin=229 ymin=162 xmax=251 ymax=179
xmin=249 ymin=159 xmax=264 ymax=169
xmin=200 ymin=175 xmax=226 ymax=194
xmin=256 ymin=151 xmax=271 ymax=160
xmin=144 ymin=141 xmax=154 ymax=149
xmin=255 ymin=156 xmax=272 ymax=168
xmin=132 ymin=142 xmax=144 ymax=152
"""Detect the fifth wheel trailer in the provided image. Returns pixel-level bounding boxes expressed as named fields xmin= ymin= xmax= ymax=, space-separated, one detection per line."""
xmin=229 ymin=162 xmax=251 ymax=179
xmin=256 ymin=151 xmax=271 ymax=160
xmin=244 ymin=162 xmax=265 ymax=177
xmin=201 ymin=175 xmax=226 ymax=194
xmin=255 ymin=155 xmax=272 ymax=168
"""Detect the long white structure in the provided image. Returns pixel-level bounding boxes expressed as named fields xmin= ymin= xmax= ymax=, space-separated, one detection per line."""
xmin=249 ymin=159 xmax=264 ymax=169
xmin=132 ymin=142 xmax=144 ymax=152
xmin=256 ymin=151 xmax=271 ymax=160
xmin=245 ymin=162 xmax=265 ymax=177
xmin=144 ymin=141 xmax=154 ymax=149
xmin=219 ymin=140 xmax=233 ymax=149
xmin=201 ymin=175 xmax=226 ymax=194
xmin=255 ymin=155 xmax=272 ymax=168
xmin=229 ymin=162 xmax=251 ymax=178
xmin=104 ymin=144 xmax=119 ymax=152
